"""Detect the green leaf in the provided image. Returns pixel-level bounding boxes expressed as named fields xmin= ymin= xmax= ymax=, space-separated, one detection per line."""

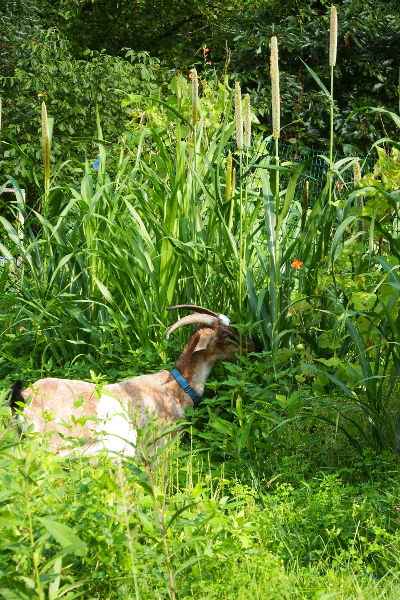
xmin=317 ymin=357 xmax=344 ymax=368
xmin=299 ymin=58 xmax=330 ymax=97
xmin=0 ymin=588 xmax=31 ymax=600
xmin=346 ymin=106 xmax=400 ymax=129
xmin=0 ymin=510 xmax=22 ymax=527
xmin=42 ymin=543 xmax=89 ymax=574
xmin=330 ymin=215 xmax=356 ymax=264
xmin=165 ymin=502 xmax=198 ymax=531
xmin=174 ymin=556 xmax=201 ymax=577
xmin=37 ymin=518 xmax=86 ymax=553
xmin=304 ymin=364 xmax=355 ymax=399
xmin=136 ymin=510 xmax=155 ymax=532
xmin=50 ymin=582 xmax=85 ymax=599
xmin=277 ymin=157 xmax=314 ymax=230
xmin=351 ymin=292 xmax=377 ymax=311
xmin=48 ymin=556 xmax=62 ymax=599
xmin=124 ymin=465 xmax=154 ymax=497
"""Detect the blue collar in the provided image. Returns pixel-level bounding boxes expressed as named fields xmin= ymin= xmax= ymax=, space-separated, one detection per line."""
xmin=170 ymin=368 xmax=202 ymax=406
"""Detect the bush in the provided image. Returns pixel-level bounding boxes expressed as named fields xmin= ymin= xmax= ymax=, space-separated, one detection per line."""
xmin=229 ymin=0 xmax=400 ymax=153
xmin=0 ymin=28 xmax=164 ymax=195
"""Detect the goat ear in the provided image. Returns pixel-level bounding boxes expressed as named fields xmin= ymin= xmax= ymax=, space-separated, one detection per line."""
xmin=192 ymin=331 xmax=213 ymax=353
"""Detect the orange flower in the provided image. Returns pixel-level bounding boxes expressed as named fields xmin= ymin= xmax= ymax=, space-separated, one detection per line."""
xmin=291 ymin=259 xmax=302 ymax=270
xmin=18 ymin=327 xmax=25 ymax=332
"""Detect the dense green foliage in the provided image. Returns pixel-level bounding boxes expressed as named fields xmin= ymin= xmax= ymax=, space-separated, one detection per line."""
xmin=1 ymin=1 xmax=400 ymax=597
xmin=2 ymin=73 xmax=400 ymax=455
xmin=2 ymin=0 xmax=400 ymax=190
xmin=0 ymin=383 xmax=399 ymax=599
xmin=0 ymin=29 xmax=161 ymax=192
xmin=0 ymin=0 xmax=43 ymax=76
xmin=41 ymin=0 xmax=259 ymax=60
xmin=232 ymin=0 xmax=400 ymax=152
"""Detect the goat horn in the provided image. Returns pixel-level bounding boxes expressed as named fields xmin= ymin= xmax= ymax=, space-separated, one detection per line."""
xmin=165 ymin=314 xmax=217 ymax=340
xmin=166 ymin=305 xmax=220 ymax=318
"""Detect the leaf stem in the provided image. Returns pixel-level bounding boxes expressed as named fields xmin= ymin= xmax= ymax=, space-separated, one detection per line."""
xmin=25 ymin=448 xmax=44 ymax=600
xmin=329 ymin=65 xmax=334 ymax=205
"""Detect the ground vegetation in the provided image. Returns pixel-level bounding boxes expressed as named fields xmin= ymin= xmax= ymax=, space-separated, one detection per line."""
xmin=0 ymin=2 xmax=400 ymax=598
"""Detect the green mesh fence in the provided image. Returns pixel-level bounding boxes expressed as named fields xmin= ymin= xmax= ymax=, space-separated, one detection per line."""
xmin=266 ymin=141 xmax=375 ymax=204
xmin=232 ymin=141 xmax=375 ymax=205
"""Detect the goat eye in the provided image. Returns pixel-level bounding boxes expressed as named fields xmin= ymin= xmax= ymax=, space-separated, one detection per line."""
xmin=224 ymin=335 xmax=237 ymax=343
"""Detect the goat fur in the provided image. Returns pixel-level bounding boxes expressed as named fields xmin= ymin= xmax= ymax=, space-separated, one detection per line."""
xmin=12 ymin=320 xmax=261 ymax=456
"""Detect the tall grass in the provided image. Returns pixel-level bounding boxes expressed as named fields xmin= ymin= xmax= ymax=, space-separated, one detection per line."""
xmin=1 ymin=6 xmax=400 ymax=452
xmin=0 ymin=394 xmax=399 ymax=599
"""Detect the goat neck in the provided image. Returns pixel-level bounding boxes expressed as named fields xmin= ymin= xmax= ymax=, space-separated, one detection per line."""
xmin=174 ymin=330 xmax=216 ymax=398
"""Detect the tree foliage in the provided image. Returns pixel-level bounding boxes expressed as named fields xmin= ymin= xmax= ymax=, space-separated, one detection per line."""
xmin=42 ymin=0 xmax=259 ymax=61
xmin=2 ymin=0 xmax=400 ymax=180
xmin=0 ymin=0 xmax=44 ymax=76
xmin=228 ymin=0 xmax=400 ymax=152
xmin=24 ymin=0 xmax=400 ymax=153
xmin=0 ymin=27 xmax=162 ymax=187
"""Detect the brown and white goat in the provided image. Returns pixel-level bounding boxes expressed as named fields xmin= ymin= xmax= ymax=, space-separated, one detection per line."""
xmin=11 ymin=305 xmax=261 ymax=456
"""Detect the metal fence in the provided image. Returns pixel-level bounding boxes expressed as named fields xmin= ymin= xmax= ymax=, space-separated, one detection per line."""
xmin=234 ymin=141 xmax=376 ymax=205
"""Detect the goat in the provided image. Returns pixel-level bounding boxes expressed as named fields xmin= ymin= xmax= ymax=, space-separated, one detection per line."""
xmin=11 ymin=305 xmax=261 ymax=456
